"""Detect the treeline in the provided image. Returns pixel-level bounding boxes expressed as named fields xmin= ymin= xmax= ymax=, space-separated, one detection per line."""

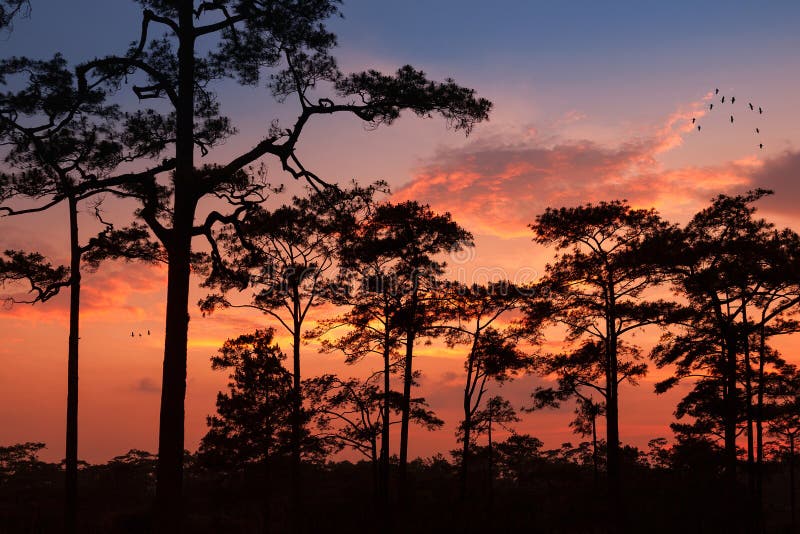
xmin=4 ymin=186 xmax=800 ymax=533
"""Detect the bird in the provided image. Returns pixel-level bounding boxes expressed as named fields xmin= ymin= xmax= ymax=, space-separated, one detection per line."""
xmin=715 ymin=88 xmax=720 ymax=94
xmin=131 ymin=331 xmax=134 ymax=338
xmin=731 ymin=96 xmax=736 ymax=104
xmin=147 ymin=330 xmax=151 ymax=336
xmin=697 ymin=125 xmax=701 ymax=131
xmin=760 ymin=143 xmax=764 ymax=149
xmin=692 ymin=117 xmax=696 ymax=124
xmin=759 ymin=107 xmax=763 ymax=114
xmin=749 ymin=102 xmax=754 ymax=110
xmin=710 ymin=103 xmax=714 ymax=110
xmin=730 ymin=115 xmax=734 ymax=123
xmin=721 ymin=96 xmax=725 ymax=103
xmin=138 ymin=333 xmax=142 ymax=337
xmin=756 ymin=128 xmax=760 ymax=134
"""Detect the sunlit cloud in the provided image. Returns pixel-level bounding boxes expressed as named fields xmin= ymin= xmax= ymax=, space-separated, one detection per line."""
xmin=394 ymin=98 xmax=770 ymax=238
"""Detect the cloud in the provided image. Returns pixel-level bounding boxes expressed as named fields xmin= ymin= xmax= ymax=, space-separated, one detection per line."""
xmin=748 ymin=150 xmax=800 ymax=215
xmin=392 ymin=96 xmax=771 ymax=238
xmin=0 ymin=261 xmax=167 ymax=323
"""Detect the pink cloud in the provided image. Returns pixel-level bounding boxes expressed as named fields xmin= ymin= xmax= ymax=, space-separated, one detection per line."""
xmin=393 ymin=99 xmax=772 ymax=237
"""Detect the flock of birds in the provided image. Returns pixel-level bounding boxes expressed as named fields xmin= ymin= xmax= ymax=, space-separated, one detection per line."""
xmin=131 ymin=330 xmax=151 ymax=338
xmin=693 ymin=88 xmax=765 ymax=149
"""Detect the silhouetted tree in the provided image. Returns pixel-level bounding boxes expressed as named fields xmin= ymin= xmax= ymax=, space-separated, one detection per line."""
xmin=0 ymin=0 xmax=28 ymax=30
xmin=528 ymin=200 xmax=672 ymax=530
xmin=493 ymin=433 xmax=545 ymax=484
xmin=571 ymin=397 xmax=605 ymax=485
xmin=0 ymin=442 xmax=47 ymax=480
xmin=200 ymin=183 xmax=380 ymax=513
xmin=311 ymin=232 xmax=404 ymax=515
xmin=469 ymin=395 xmax=519 ymax=508
xmin=199 ymin=328 xmax=324 ymax=532
xmin=744 ymin=228 xmax=800 ymax=506
xmin=340 ymin=200 xmax=473 ymax=504
xmin=529 ymin=340 xmax=643 ymax=484
xmin=0 ymin=55 xmax=163 ymax=533
xmin=768 ymin=391 xmax=800 ymax=532
xmin=304 ymin=373 xmax=442 ymax=499
xmin=4 ymin=3 xmax=491 ymax=529
xmin=436 ymin=281 xmax=528 ymax=499
xmin=652 ymin=190 xmax=800 ymax=528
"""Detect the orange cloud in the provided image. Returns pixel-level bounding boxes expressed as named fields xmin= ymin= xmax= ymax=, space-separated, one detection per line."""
xmin=394 ymin=99 xmax=776 ymax=238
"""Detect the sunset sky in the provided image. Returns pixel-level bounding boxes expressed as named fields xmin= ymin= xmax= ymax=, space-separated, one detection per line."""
xmin=2 ymin=0 xmax=800 ymax=464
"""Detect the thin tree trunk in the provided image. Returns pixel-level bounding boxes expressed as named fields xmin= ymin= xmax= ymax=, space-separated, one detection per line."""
xmin=487 ymin=404 xmax=494 ymax=513
xmin=743 ymin=301 xmax=757 ymax=530
xmin=398 ymin=275 xmax=419 ymax=506
xmin=756 ymin=324 xmax=766 ymax=516
xmin=371 ymin=439 xmax=379 ymax=500
xmin=791 ymin=436 xmax=796 ymax=534
xmin=460 ymin=344 xmax=477 ymax=501
xmin=592 ymin=413 xmax=599 ymax=489
xmin=380 ymin=318 xmax=391 ymax=531
xmin=723 ymin=335 xmax=739 ymax=475
xmin=460 ymin=411 xmax=472 ymax=501
xmin=64 ymin=196 xmax=81 ymax=534
xmin=155 ymin=5 xmax=195 ymax=532
xmin=290 ymin=304 xmax=302 ymax=532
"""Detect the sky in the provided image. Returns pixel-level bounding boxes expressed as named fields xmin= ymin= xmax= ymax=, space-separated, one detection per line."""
xmin=1 ymin=0 xmax=800 ymax=464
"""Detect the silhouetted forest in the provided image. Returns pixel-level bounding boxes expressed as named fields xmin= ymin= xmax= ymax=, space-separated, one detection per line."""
xmin=1 ymin=1 xmax=800 ymax=533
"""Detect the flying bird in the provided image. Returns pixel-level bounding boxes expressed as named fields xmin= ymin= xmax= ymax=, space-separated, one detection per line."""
xmin=692 ymin=117 xmax=696 ymax=124
xmin=756 ymin=128 xmax=760 ymax=134
xmin=721 ymin=96 xmax=725 ymax=103
xmin=731 ymin=96 xmax=736 ymax=104
xmin=730 ymin=115 xmax=734 ymax=123
xmin=710 ymin=103 xmax=714 ymax=110
xmin=131 ymin=331 xmax=134 ymax=338
xmin=760 ymin=143 xmax=764 ymax=149
xmin=697 ymin=125 xmax=701 ymax=131
xmin=759 ymin=107 xmax=763 ymax=114
xmin=715 ymin=88 xmax=720 ymax=94
xmin=147 ymin=330 xmax=151 ymax=336
xmin=749 ymin=102 xmax=754 ymax=110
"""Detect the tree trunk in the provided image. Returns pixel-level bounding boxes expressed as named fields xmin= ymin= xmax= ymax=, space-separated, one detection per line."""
xmin=64 ymin=196 xmax=81 ymax=534
xmin=398 ymin=275 xmax=419 ymax=506
xmin=487 ymin=404 xmax=494 ymax=513
xmin=592 ymin=413 xmax=599 ymax=489
xmin=155 ymin=222 xmax=193 ymax=532
xmin=380 ymin=320 xmax=391 ymax=530
xmin=791 ymin=436 xmax=796 ymax=534
xmin=756 ymin=324 xmax=766 ymax=516
xmin=605 ymin=295 xmax=621 ymax=532
xmin=743 ymin=300 xmax=756 ymax=529
xmin=605 ymin=378 xmax=620 ymax=532
xmin=291 ymin=306 xmax=302 ymax=532
xmin=371 ymin=438 xmax=379 ymax=500
xmin=155 ymin=6 xmax=195 ymax=532
xmin=460 ymin=345 xmax=477 ymax=501
xmin=460 ymin=410 xmax=472 ymax=501
xmin=722 ymin=334 xmax=739 ymax=532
